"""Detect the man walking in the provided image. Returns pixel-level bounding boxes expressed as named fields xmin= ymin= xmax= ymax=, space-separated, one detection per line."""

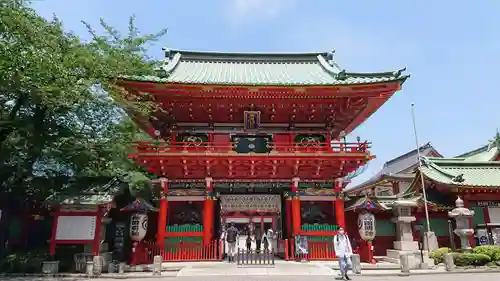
xmin=333 ymin=227 xmax=353 ymax=280
xmin=225 ymin=222 xmax=239 ymax=262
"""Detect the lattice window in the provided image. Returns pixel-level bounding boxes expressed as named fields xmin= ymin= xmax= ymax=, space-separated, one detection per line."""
xmin=220 ymin=195 xmax=281 ymax=214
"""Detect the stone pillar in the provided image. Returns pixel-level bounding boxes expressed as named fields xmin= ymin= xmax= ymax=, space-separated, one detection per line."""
xmin=444 ymin=253 xmax=455 ymax=271
xmin=152 ymin=255 xmax=162 ymax=276
xmin=448 ymin=196 xmax=475 ymax=251
xmin=399 ymin=254 xmax=410 ymax=276
xmin=351 ymin=254 xmax=361 ymax=274
xmin=92 ymin=255 xmax=102 ymax=276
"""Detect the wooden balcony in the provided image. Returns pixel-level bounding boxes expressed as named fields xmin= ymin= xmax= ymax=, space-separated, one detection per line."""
xmin=133 ymin=141 xmax=371 ymax=156
xmin=131 ymin=141 xmax=373 ymax=180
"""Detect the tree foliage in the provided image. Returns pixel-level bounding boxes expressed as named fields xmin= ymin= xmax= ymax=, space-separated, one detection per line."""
xmin=0 ymin=0 xmax=166 ymax=199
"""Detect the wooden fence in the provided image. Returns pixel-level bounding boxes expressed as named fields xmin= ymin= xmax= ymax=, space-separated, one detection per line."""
xmin=138 ymin=240 xmax=222 ymax=264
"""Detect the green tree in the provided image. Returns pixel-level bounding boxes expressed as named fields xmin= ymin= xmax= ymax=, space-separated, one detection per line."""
xmin=0 ymin=0 xmax=166 ymax=199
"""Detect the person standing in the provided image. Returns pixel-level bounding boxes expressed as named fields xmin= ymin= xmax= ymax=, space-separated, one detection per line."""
xmin=225 ymin=222 xmax=239 ymax=262
xmin=245 ymin=234 xmax=253 ymax=252
xmin=333 ymin=227 xmax=353 ymax=280
xmin=254 ymin=225 xmax=262 ymax=253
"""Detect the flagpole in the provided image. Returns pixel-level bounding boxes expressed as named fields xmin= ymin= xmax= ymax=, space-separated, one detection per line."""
xmin=411 ymin=103 xmax=431 ymax=232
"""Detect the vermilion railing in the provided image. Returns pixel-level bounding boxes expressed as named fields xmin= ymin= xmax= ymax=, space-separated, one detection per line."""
xmin=133 ymin=141 xmax=370 ymax=154
xmin=288 ymin=239 xmax=337 ymax=261
xmin=140 ymin=240 xmax=222 ymax=263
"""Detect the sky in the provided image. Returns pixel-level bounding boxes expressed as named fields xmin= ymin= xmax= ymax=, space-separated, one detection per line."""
xmin=31 ymin=0 xmax=500 ymax=187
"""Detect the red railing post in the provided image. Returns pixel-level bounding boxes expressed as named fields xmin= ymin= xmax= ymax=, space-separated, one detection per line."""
xmin=284 ymin=239 xmax=289 ymax=260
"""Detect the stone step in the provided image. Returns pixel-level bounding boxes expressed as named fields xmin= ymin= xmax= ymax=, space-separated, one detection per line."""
xmin=375 ymin=256 xmax=400 ymax=264
xmin=332 ymin=262 xmax=400 ymax=270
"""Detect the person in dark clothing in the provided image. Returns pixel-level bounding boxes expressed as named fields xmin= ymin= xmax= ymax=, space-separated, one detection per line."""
xmin=254 ymin=226 xmax=262 ymax=253
xmin=225 ymin=223 xmax=239 ymax=262
xmin=246 ymin=235 xmax=253 ymax=252
xmin=262 ymin=235 xmax=269 ymax=253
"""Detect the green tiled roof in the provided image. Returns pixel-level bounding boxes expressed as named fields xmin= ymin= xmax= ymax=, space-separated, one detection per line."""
xmin=47 ymin=193 xmax=115 ymax=205
xmin=419 ymin=157 xmax=500 ymax=187
xmin=124 ymin=49 xmax=409 ymax=86
xmin=45 ymin=177 xmax=127 ymax=205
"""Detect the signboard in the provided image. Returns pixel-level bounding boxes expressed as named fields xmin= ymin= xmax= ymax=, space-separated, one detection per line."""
xmin=295 ymin=235 xmax=309 ymax=255
xmin=113 ymin=222 xmax=126 ymax=260
xmin=477 ymin=229 xmax=490 ymax=246
xmin=477 ymin=201 xmax=500 ymax=207
xmin=55 ymin=215 xmax=96 ymax=241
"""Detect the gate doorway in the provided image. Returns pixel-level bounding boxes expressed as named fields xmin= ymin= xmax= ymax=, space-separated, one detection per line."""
xmin=219 ymin=194 xmax=281 ymax=258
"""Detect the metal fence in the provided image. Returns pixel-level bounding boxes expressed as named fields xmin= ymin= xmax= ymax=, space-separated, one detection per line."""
xmin=236 ymin=249 xmax=275 ymax=266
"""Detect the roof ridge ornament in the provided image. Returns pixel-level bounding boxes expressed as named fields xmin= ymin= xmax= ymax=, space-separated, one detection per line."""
xmin=487 ymin=129 xmax=500 ymax=151
xmin=451 ymin=173 xmax=465 ymax=183
xmin=162 ymin=47 xmax=172 ymax=59
xmin=336 ymin=69 xmax=347 ymax=80
xmin=326 ymin=49 xmax=342 ymax=71
xmin=393 ymin=67 xmax=407 ymax=78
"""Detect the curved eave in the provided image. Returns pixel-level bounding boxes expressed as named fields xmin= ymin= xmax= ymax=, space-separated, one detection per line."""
xmin=348 ymin=174 xmax=414 ymax=195
xmin=117 ymin=75 xmax=408 ymax=88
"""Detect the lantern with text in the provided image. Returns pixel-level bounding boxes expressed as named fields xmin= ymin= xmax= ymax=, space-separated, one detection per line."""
xmin=121 ymin=199 xmax=158 ymax=241
xmin=120 ymin=198 xmax=158 ymax=265
xmin=358 ymin=212 xmax=376 ymax=241
xmin=130 ymin=213 xmax=148 ymax=242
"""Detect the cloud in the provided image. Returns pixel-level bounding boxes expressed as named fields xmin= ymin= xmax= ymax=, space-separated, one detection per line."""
xmin=224 ymin=0 xmax=296 ymax=24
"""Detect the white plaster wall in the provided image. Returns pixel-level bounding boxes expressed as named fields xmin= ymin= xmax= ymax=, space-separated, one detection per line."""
xmin=488 ymin=207 xmax=500 ymax=223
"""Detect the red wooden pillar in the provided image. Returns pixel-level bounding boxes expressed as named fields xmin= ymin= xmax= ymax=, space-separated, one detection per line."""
xmin=49 ymin=207 xmax=60 ymax=256
xmin=334 ymin=179 xmax=345 ymax=230
xmin=291 ymin=177 xmax=301 ymax=235
xmin=156 ymin=178 xmax=168 ymax=247
xmin=92 ymin=207 xmax=103 ymax=256
xmin=203 ymin=177 xmax=214 ymax=245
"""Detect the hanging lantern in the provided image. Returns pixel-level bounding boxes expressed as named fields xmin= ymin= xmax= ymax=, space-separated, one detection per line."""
xmin=357 ymin=212 xmax=376 ymax=241
xmin=130 ymin=213 xmax=148 ymax=242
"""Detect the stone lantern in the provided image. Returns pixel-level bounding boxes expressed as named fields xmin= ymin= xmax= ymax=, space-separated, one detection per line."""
xmin=448 ymin=196 xmax=474 ymax=251
xmin=391 ymin=200 xmax=418 ymax=252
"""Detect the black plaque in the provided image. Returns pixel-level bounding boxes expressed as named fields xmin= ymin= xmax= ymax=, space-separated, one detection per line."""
xmin=113 ymin=222 xmax=125 ymax=261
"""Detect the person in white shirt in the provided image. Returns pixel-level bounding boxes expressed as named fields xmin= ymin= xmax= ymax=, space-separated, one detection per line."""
xmin=333 ymin=227 xmax=353 ymax=280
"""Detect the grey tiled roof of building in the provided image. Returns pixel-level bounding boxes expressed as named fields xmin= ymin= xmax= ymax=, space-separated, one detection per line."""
xmin=348 ymin=142 xmax=440 ymax=192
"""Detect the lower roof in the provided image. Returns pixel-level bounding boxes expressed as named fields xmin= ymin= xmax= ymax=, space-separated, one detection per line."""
xmin=419 ymin=156 xmax=500 ymax=187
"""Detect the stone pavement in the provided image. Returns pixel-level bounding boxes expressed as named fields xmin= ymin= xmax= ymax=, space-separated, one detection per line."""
xmin=176 ymin=261 xmax=335 ymax=276
xmin=3 ymin=272 xmax=500 ymax=281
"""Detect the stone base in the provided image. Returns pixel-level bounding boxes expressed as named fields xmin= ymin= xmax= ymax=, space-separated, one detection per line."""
xmin=387 ymin=249 xmax=434 ymax=269
xmin=41 ymin=261 xmax=59 ymax=274
xmin=393 ymin=241 xmax=419 ymax=251
xmin=423 ymin=232 xmax=439 ymax=252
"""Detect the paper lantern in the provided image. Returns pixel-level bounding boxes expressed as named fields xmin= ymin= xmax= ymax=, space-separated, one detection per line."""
xmin=130 ymin=213 xmax=148 ymax=241
xmin=357 ymin=212 xmax=376 ymax=241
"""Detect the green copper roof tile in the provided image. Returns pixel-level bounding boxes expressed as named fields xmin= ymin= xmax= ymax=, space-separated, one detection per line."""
xmin=419 ymin=157 xmax=500 ymax=187
xmin=124 ymin=49 xmax=409 ymax=86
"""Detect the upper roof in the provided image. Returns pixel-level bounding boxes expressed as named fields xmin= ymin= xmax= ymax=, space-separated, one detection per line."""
xmin=124 ymin=49 xmax=409 ymax=86
xmin=347 ymin=142 xmax=441 ymax=192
